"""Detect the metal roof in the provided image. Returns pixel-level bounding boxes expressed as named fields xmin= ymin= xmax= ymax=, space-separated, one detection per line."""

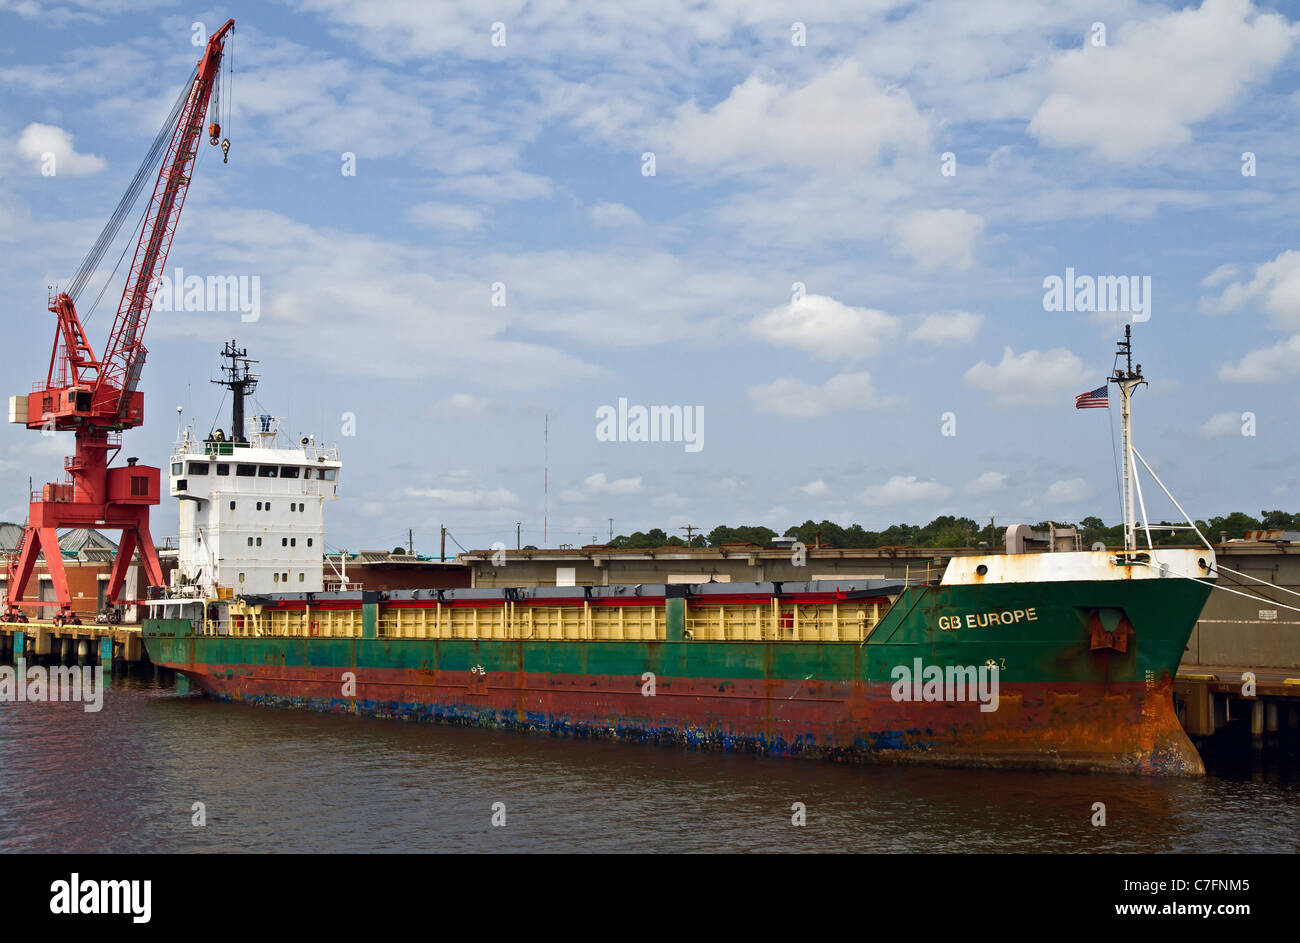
xmin=0 ymin=522 xmax=120 ymax=556
xmin=0 ymin=523 xmax=23 ymax=553
xmin=59 ymin=528 xmax=119 ymax=552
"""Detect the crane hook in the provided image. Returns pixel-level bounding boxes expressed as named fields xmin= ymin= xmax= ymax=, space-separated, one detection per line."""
xmin=221 ymin=138 xmax=231 ymax=164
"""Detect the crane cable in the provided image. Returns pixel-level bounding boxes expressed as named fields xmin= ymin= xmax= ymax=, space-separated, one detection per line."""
xmin=66 ymin=65 xmax=199 ymax=303
xmin=81 ymin=190 xmax=150 ymax=326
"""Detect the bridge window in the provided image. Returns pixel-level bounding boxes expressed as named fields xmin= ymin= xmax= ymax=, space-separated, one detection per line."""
xmin=236 ymin=464 xmax=255 ymax=477
xmin=188 ymin=462 xmax=209 ymax=475
xmin=280 ymin=466 xmax=300 ymax=479
xmin=171 ymin=463 xmax=182 ymax=475
xmin=216 ymin=464 xmax=230 ymax=476
xmin=258 ymin=466 xmax=278 ymax=478
xmin=320 ymin=468 xmax=336 ymax=481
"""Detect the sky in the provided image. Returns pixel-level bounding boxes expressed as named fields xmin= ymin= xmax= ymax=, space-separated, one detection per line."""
xmin=1 ymin=0 xmax=1299 ymax=555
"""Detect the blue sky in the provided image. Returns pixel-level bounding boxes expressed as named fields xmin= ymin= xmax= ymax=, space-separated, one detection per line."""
xmin=1 ymin=0 xmax=1299 ymax=554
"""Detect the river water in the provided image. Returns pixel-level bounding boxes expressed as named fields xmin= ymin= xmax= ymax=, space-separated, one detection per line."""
xmin=2 ymin=673 xmax=1297 ymax=853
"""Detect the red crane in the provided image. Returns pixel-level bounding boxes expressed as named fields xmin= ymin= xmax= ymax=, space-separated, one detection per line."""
xmin=3 ymin=19 xmax=236 ymax=626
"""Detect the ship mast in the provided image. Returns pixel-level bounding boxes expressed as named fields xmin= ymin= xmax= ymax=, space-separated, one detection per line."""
xmin=1110 ymin=325 xmax=1145 ymax=552
xmin=213 ymin=340 xmax=258 ymax=443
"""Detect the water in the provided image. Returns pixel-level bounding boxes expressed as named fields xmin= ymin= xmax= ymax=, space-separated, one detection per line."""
xmin=2 ymin=674 xmax=1297 ymax=853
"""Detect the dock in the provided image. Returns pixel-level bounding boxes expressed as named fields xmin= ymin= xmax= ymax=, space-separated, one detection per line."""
xmin=0 ymin=620 xmax=143 ymax=667
xmin=1175 ymin=665 xmax=1300 ymax=746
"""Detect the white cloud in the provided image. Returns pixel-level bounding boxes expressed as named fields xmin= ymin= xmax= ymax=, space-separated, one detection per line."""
xmin=589 ymin=202 xmax=643 ymax=228
xmin=909 ymin=310 xmax=982 ymax=345
xmin=1029 ymin=0 xmax=1297 ymax=162
xmin=208 ymin=41 xmax=530 ymax=175
xmin=16 ymin=123 xmax=105 ymax=175
xmin=799 ymin=479 xmax=829 ymax=498
xmin=964 ymin=347 xmax=1093 ymax=408
xmin=584 ymin=472 xmax=644 ymax=496
xmin=1202 ymin=263 xmax=1240 ymax=288
xmin=661 ymin=60 xmax=930 ymax=174
xmin=561 ymin=473 xmax=645 ymax=503
xmin=859 ymin=475 xmax=951 ymax=506
xmin=405 ymin=486 xmax=519 ymax=507
xmin=751 ymin=294 xmax=900 ymax=359
xmin=408 ymin=202 xmax=486 ymax=231
xmin=1201 ymin=411 xmax=1245 ymax=437
xmin=1043 ymin=477 xmax=1092 ymax=504
xmin=1219 ymin=334 xmax=1300 ymax=382
xmin=442 ymin=171 xmax=553 ymax=202
xmin=493 ymin=248 xmax=764 ymax=346
xmin=894 ymin=209 xmax=983 ymax=271
xmin=427 ymin=393 xmax=492 ymax=417
xmin=965 ymin=471 xmax=1008 ymax=496
xmin=149 ymin=207 xmax=603 ymax=390
xmin=748 ymin=371 xmax=894 ymax=418
xmin=1200 ymin=249 xmax=1300 ymax=328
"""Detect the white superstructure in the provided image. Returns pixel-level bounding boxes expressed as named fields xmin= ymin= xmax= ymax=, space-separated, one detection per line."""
xmin=169 ymin=414 xmax=340 ymax=596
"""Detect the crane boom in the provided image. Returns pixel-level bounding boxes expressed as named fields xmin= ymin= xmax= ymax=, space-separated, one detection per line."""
xmin=2 ymin=18 xmax=236 ymax=627
xmin=98 ymin=18 xmax=235 ymax=420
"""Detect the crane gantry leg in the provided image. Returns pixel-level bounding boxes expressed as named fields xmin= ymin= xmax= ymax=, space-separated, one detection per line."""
xmin=2 ymin=523 xmax=73 ymax=624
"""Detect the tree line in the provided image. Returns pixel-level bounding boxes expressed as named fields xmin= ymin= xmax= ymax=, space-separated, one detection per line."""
xmin=600 ymin=511 xmax=1300 ymax=551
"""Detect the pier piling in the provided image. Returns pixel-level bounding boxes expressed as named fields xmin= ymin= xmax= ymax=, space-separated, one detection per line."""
xmin=98 ymin=636 xmax=113 ymax=687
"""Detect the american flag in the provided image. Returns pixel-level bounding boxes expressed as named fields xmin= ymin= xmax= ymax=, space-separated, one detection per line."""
xmin=1074 ymin=385 xmax=1109 ymax=409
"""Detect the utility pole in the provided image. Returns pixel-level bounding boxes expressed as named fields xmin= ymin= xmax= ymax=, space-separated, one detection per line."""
xmin=608 ymin=517 xmax=614 ymax=542
xmin=408 ymin=528 xmax=413 ymax=555
xmin=680 ymin=524 xmax=697 ymax=545
xmin=516 ymin=522 xmax=521 ymax=550
xmin=440 ymin=525 xmax=446 ymax=562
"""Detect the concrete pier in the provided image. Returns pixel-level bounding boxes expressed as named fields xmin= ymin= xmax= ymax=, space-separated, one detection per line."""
xmin=1175 ymin=665 xmax=1300 ymax=758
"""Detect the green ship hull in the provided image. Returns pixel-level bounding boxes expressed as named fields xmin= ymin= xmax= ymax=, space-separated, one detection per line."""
xmin=145 ymin=549 xmax=1215 ymax=775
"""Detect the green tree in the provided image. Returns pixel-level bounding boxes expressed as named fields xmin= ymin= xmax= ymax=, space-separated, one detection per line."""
xmin=1260 ymin=510 xmax=1299 ymax=530
xmin=707 ymin=524 xmax=777 ymax=546
xmin=1206 ymin=512 xmax=1262 ymax=541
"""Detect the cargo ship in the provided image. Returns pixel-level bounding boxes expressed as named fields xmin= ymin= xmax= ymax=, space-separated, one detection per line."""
xmin=143 ymin=333 xmax=1218 ymax=775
